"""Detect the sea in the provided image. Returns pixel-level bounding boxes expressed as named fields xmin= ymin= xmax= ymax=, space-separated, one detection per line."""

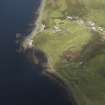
xmin=0 ymin=0 xmax=74 ymax=105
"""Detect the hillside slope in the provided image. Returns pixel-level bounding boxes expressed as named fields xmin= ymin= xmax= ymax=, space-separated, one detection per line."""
xmin=33 ymin=0 xmax=105 ymax=105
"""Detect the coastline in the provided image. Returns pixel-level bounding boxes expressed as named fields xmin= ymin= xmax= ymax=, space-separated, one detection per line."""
xmin=43 ymin=71 xmax=78 ymax=105
xmin=20 ymin=0 xmax=78 ymax=104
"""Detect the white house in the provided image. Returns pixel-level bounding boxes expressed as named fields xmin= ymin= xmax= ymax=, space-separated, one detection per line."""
xmin=40 ymin=24 xmax=45 ymax=32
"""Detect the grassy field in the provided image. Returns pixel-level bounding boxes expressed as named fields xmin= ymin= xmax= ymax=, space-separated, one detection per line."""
xmin=33 ymin=0 xmax=105 ymax=105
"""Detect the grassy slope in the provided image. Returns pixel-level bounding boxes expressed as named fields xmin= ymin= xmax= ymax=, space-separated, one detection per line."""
xmin=33 ymin=0 xmax=105 ymax=105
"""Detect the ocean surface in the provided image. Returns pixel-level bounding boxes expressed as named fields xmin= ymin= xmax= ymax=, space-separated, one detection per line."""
xmin=0 ymin=0 xmax=74 ymax=105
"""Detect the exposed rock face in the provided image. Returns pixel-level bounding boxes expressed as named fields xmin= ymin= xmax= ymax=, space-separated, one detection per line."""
xmin=33 ymin=48 xmax=48 ymax=66
xmin=63 ymin=50 xmax=80 ymax=61
xmin=24 ymin=47 xmax=48 ymax=69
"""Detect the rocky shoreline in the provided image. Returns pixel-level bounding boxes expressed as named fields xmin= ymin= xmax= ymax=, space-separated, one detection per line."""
xmin=18 ymin=0 xmax=78 ymax=104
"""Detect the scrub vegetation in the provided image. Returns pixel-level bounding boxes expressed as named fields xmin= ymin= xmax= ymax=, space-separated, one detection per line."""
xmin=33 ymin=0 xmax=105 ymax=105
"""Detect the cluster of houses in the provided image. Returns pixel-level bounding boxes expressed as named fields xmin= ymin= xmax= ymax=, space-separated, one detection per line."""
xmin=39 ymin=15 xmax=105 ymax=41
xmin=66 ymin=15 xmax=105 ymax=33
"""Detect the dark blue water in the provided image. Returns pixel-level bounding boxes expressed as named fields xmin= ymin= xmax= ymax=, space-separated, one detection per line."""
xmin=0 ymin=0 xmax=75 ymax=105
